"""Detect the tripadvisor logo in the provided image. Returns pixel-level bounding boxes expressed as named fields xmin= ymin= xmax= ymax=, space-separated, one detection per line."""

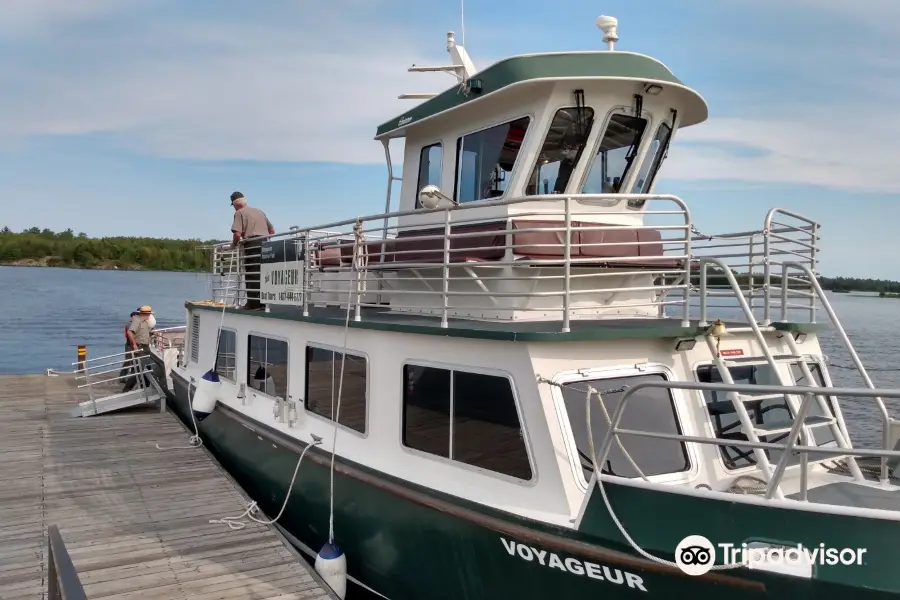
xmin=674 ymin=535 xmax=867 ymax=576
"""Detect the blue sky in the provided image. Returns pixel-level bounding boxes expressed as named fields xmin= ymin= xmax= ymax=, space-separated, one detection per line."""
xmin=0 ymin=0 xmax=898 ymax=278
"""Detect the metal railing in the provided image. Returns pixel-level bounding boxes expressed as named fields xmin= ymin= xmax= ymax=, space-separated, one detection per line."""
xmin=203 ymin=195 xmax=822 ymax=331
xmin=595 ymin=379 xmax=900 ymax=502
xmin=73 ymin=349 xmax=156 ymax=413
xmin=48 ymin=525 xmax=88 ymax=600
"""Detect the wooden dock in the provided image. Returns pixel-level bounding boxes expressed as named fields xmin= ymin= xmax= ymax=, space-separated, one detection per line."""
xmin=0 ymin=373 xmax=338 ymax=600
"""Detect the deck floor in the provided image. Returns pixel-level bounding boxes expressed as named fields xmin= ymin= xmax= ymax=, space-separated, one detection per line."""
xmin=0 ymin=373 xmax=337 ymax=600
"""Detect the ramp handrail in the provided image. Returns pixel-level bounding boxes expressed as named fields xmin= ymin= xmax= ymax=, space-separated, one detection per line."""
xmin=48 ymin=525 xmax=88 ymax=600
xmin=594 ymin=380 xmax=900 ymax=501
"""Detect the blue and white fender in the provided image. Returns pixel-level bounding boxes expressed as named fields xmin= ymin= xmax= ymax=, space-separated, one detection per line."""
xmin=191 ymin=369 xmax=220 ymax=422
xmin=315 ymin=541 xmax=347 ymax=599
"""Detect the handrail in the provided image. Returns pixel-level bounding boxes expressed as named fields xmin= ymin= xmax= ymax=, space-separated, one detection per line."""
xmin=48 ymin=525 xmax=88 ymax=600
xmin=595 ymin=380 xmax=900 ymax=501
xmin=762 ymin=208 xmax=820 ymax=325
xmin=782 ymin=260 xmax=893 ymax=482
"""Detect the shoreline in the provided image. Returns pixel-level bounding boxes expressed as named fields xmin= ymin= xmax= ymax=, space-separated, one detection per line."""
xmin=0 ymin=260 xmax=205 ymax=274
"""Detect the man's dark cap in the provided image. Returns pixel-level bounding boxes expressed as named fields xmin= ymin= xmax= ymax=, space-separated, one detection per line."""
xmin=230 ymin=191 xmax=244 ymax=203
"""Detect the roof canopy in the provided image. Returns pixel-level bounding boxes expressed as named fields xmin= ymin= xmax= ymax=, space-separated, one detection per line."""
xmin=375 ymin=51 xmax=708 ymax=140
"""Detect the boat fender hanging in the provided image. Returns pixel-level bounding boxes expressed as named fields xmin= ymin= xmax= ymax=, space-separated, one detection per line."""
xmin=191 ymin=368 xmax=221 ymax=422
xmin=315 ymin=541 xmax=347 ymax=599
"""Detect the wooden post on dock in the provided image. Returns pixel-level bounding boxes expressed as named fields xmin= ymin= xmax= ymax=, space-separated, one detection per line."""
xmin=76 ymin=345 xmax=86 ymax=372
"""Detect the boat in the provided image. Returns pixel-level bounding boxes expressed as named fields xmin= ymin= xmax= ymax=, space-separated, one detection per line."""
xmin=148 ymin=14 xmax=900 ymax=599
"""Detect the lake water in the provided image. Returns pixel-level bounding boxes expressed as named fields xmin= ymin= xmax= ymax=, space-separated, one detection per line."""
xmin=2 ymin=265 xmax=899 ymax=449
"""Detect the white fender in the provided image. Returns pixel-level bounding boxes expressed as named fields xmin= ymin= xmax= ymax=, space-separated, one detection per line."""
xmin=315 ymin=542 xmax=347 ymax=599
xmin=191 ymin=369 xmax=220 ymax=421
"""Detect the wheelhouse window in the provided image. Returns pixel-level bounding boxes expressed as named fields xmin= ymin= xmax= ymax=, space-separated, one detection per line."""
xmin=247 ymin=334 xmax=288 ymax=398
xmin=581 ymin=114 xmax=647 ymax=194
xmin=215 ymin=328 xmax=236 ymax=381
xmin=402 ymin=364 xmax=532 ymax=480
xmin=455 ymin=116 xmax=531 ymax=203
xmin=526 ymin=107 xmax=595 ymax=195
xmin=697 ymin=363 xmax=835 ymax=470
xmin=559 ymin=373 xmax=690 ymax=482
xmin=630 ymin=121 xmax=672 ymax=197
xmin=304 ymin=346 xmax=367 ymax=434
xmin=415 ymin=143 xmax=442 ymax=208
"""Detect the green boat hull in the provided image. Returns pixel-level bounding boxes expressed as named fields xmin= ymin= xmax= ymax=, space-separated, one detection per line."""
xmin=163 ymin=368 xmax=899 ymax=600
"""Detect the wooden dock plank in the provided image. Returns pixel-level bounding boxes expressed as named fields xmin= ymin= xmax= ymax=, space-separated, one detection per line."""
xmin=0 ymin=374 xmax=337 ymax=600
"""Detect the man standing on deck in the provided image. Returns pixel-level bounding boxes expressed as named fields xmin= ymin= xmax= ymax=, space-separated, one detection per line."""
xmin=230 ymin=191 xmax=275 ymax=310
xmin=122 ymin=305 xmax=155 ymax=392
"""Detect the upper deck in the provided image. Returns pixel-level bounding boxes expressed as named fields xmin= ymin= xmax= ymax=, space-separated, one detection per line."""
xmin=204 ymin=16 xmax=824 ymax=336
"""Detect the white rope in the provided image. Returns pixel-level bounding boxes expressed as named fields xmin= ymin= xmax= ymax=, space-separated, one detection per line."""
xmin=155 ymin=377 xmax=203 ymax=450
xmin=327 ymin=219 xmax=365 ymax=544
xmin=155 ymin=250 xmax=235 ymax=452
xmin=584 ymin=385 xmax=745 ymax=571
xmin=210 ymin=438 xmax=322 ymax=530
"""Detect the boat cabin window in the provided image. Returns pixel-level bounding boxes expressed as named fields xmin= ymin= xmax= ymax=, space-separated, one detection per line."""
xmin=559 ymin=373 xmax=689 ymax=481
xmin=630 ymin=121 xmax=673 ymax=200
xmin=402 ymin=364 xmax=532 ymax=480
xmin=415 ymin=143 xmax=442 ymax=208
xmin=526 ymin=107 xmax=595 ymax=195
xmin=304 ymin=346 xmax=367 ymax=434
xmin=581 ymin=114 xmax=647 ymax=195
xmin=247 ymin=334 xmax=288 ymax=398
xmin=697 ymin=363 xmax=834 ymax=470
xmin=789 ymin=362 xmax=838 ymax=447
xmin=215 ymin=328 xmax=237 ymax=381
xmin=454 ymin=116 xmax=531 ymax=203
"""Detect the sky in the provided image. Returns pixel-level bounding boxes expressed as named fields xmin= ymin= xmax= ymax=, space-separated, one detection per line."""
xmin=0 ymin=0 xmax=898 ymax=279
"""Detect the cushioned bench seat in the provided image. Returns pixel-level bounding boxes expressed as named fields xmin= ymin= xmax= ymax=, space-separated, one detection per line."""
xmin=312 ymin=219 xmax=686 ymax=270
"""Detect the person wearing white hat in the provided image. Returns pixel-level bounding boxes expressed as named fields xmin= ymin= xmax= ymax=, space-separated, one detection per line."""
xmin=122 ymin=305 xmax=155 ymax=392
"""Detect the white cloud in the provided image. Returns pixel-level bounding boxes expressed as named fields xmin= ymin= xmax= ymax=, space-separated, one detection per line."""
xmin=656 ymin=0 xmax=900 ymax=192
xmin=0 ymin=3 xmax=459 ymax=164
xmin=0 ymin=0 xmax=139 ymax=38
xmin=663 ymin=104 xmax=900 ymax=192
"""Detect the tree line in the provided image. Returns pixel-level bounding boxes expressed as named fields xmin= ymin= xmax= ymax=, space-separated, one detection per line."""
xmin=1 ymin=226 xmax=899 ymax=289
xmin=0 ymin=226 xmax=219 ymax=272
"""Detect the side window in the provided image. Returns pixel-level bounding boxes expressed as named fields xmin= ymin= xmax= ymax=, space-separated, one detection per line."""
xmin=455 ymin=116 xmax=531 ymax=203
xmin=247 ymin=334 xmax=288 ymax=399
xmin=789 ymin=362 xmax=837 ymax=447
xmin=559 ymin=373 xmax=689 ymax=480
xmin=415 ymin=143 xmax=442 ymax=207
xmin=304 ymin=346 xmax=368 ymax=434
xmin=697 ymin=364 xmax=798 ymax=469
xmin=402 ymin=365 xmax=532 ymax=480
xmin=630 ymin=122 xmax=672 ymax=197
xmin=214 ymin=329 xmax=236 ymax=381
xmin=581 ymin=113 xmax=648 ymax=195
xmin=526 ymin=107 xmax=595 ymax=195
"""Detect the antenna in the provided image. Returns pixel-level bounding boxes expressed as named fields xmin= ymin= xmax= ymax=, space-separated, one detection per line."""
xmin=398 ymin=30 xmax=478 ymax=100
xmin=460 ymin=0 xmax=466 ymax=47
xmin=595 ymin=15 xmax=619 ymax=51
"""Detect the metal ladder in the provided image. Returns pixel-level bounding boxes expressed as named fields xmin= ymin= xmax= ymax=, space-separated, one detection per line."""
xmin=700 ymin=258 xmax=865 ymax=500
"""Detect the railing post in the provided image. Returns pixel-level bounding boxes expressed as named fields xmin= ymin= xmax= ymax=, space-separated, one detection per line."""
xmin=562 ymin=196 xmax=572 ymax=333
xmin=681 ymin=208 xmax=692 ymax=327
xmin=441 ymin=210 xmax=451 ymax=328
xmin=762 ymin=222 xmax=771 ymax=326
xmin=809 ymin=222 xmax=818 ymax=323
xmin=76 ymin=345 xmax=86 ymax=372
xmin=302 ymin=233 xmax=310 ymax=317
xmin=698 ymin=262 xmax=709 ymax=327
